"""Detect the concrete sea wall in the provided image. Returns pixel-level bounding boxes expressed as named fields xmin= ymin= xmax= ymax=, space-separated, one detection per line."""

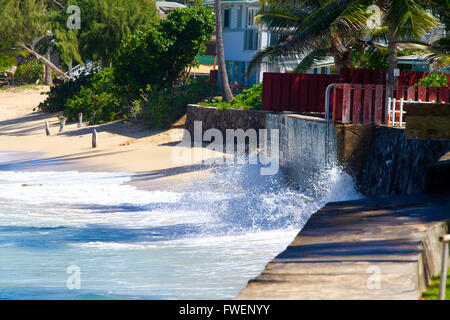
xmin=264 ymin=113 xmax=337 ymax=185
xmin=185 ymin=105 xmax=450 ymax=196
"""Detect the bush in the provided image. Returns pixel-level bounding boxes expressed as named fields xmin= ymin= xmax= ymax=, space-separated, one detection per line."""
xmin=39 ymin=72 xmax=93 ymax=113
xmin=14 ymin=59 xmax=43 ymax=84
xmin=199 ymin=82 xmax=262 ymax=111
xmin=415 ymin=73 xmax=449 ymax=87
xmin=0 ymin=55 xmax=16 ymax=71
xmin=63 ymin=68 xmax=123 ymax=124
xmin=137 ymin=77 xmax=217 ymax=128
xmin=113 ymin=6 xmax=215 ymax=95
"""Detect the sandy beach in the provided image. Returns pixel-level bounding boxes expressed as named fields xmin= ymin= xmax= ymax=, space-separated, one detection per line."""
xmin=0 ymin=85 xmax=219 ymax=190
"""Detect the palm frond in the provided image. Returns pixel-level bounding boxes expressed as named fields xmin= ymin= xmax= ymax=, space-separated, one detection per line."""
xmin=330 ymin=0 xmax=374 ymax=51
xmin=292 ymin=48 xmax=331 ymax=72
xmin=257 ymin=5 xmax=310 ymax=33
xmin=386 ymin=0 xmax=438 ymax=40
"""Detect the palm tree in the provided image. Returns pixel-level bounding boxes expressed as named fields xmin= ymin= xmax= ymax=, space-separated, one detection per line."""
xmin=247 ymin=0 xmax=373 ymax=74
xmin=248 ymin=0 xmax=439 ymax=79
xmin=376 ymin=0 xmax=437 ymax=85
xmin=215 ymin=0 xmax=233 ymax=102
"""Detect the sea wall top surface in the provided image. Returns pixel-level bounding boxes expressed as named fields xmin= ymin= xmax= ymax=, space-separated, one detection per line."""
xmin=236 ymin=193 xmax=450 ymax=300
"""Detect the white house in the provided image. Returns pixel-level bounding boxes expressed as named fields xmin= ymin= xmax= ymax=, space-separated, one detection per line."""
xmin=204 ymin=0 xmax=288 ymax=88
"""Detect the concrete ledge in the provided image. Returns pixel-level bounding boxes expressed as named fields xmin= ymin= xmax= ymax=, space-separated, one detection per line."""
xmin=236 ymin=193 xmax=450 ymax=300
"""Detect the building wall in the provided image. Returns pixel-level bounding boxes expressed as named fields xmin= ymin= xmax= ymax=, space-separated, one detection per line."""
xmin=221 ymin=3 xmax=274 ymax=87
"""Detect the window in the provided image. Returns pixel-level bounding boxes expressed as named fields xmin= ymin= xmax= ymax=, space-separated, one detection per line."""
xmin=247 ymin=8 xmax=257 ymax=27
xmin=270 ymin=32 xmax=279 ymax=46
xmin=236 ymin=6 xmax=242 ymax=28
xmin=244 ymin=30 xmax=258 ymax=51
xmin=224 ymin=8 xmax=231 ymax=28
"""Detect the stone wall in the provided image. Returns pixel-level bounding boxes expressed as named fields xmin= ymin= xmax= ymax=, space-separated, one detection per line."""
xmin=358 ymin=126 xmax=450 ymax=197
xmin=185 ymin=105 xmax=266 ymax=137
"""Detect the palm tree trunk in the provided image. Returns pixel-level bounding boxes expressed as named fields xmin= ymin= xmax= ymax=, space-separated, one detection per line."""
xmin=332 ymin=47 xmax=345 ymax=75
xmin=388 ymin=27 xmax=398 ymax=86
xmin=215 ymin=0 xmax=233 ymax=102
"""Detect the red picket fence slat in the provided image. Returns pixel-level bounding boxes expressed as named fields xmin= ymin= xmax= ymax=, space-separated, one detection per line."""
xmin=330 ymin=84 xmax=449 ymax=124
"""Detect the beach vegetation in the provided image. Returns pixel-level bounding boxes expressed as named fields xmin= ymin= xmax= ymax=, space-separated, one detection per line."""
xmin=14 ymin=59 xmax=44 ymax=84
xmin=198 ymin=82 xmax=262 ymax=111
xmin=0 ymin=55 xmax=16 ymax=71
xmin=135 ymin=77 xmax=217 ymax=128
xmin=63 ymin=68 xmax=123 ymax=124
xmin=39 ymin=72 xmax=93 ymax=112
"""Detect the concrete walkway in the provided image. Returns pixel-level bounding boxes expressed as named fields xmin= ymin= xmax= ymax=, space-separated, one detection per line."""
xmin=236 ymin=193 xmax=450 ymax=300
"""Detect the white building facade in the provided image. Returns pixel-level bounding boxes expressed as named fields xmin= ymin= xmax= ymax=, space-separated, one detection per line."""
xmin=205 ymin=0 xmax=286 ymax=87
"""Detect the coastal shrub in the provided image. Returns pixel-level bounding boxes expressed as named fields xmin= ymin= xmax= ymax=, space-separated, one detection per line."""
xmin=38 ymin=72 xmax=93 ymax=112
xmin=63 ymin=68 xmax=123 ymax=124
xmin=0 ymin=55 xmax=15 ymax=71
xmin=137 ymin=77 xmax=217 ymax=128
xmin=199 ymin=82 xmax=263 ymax=111
xmin=14 ymin=59 xmax=43 ymax=84
xmin=113 ymin=6 xmax=215 ymax=95
xmin=415 ymin=73 xmax=449 ymax=87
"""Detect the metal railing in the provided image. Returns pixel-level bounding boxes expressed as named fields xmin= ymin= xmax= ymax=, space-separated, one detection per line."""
xmin=439 ymin=234 xmax=450 ymax=300
xmin=67 ymin=61 xmax=101 ymax=79
xmin=324 ymin=83 xmax=337 ymax=165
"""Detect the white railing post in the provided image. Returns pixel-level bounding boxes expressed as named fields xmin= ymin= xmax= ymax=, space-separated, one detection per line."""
xmin=391 ymin=98 xmax=396 ymax=126
xmin=399 ymin=98 xmax=404 ymax=127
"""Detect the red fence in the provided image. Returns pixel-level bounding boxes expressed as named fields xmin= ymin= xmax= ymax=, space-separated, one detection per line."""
xmin=338 ymin=68 xmax=430 ymax=86
xmin=261 ymin=69 xmax=449 ymax=114
xmin=331 ymin=84 xmax=449 ymax=124
xmin=262 ymin=73 xmax=339 ymax=113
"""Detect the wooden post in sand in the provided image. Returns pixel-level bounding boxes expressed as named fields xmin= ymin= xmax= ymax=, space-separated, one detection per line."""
xmin=78 ymin=113 xmax=83 ymax=128
xmin=59 ymin=117 xmax=66 ymax=132
xmin=92 ymin=129 xmax=97 ymax=148
xmin=45 ymin=120 xmax=51 ymax=136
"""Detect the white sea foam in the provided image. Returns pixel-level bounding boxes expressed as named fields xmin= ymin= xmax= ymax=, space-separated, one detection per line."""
xmin=0 ymin=152 xmax=362 ymax=299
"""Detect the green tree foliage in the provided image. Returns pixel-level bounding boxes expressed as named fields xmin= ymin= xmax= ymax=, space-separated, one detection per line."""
xmin=415 ymin=73 xmax=449 ymax=87
xmin=0 ymin=55 xmax=16 ymax=71
xmin=0 ymin=0 xmax=70 ymax=78
xmin=113 ymin=6 xmax=215 ymax=94
xmin=40 ymin=7 xmax=216 ymax=127
xmin=78 ymin=0 xmax=156 ymax=67
xmin=14 ymin=59 xmax=43 ymax=84
xmin=139 ymin=77 xmax=217 ymax=128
